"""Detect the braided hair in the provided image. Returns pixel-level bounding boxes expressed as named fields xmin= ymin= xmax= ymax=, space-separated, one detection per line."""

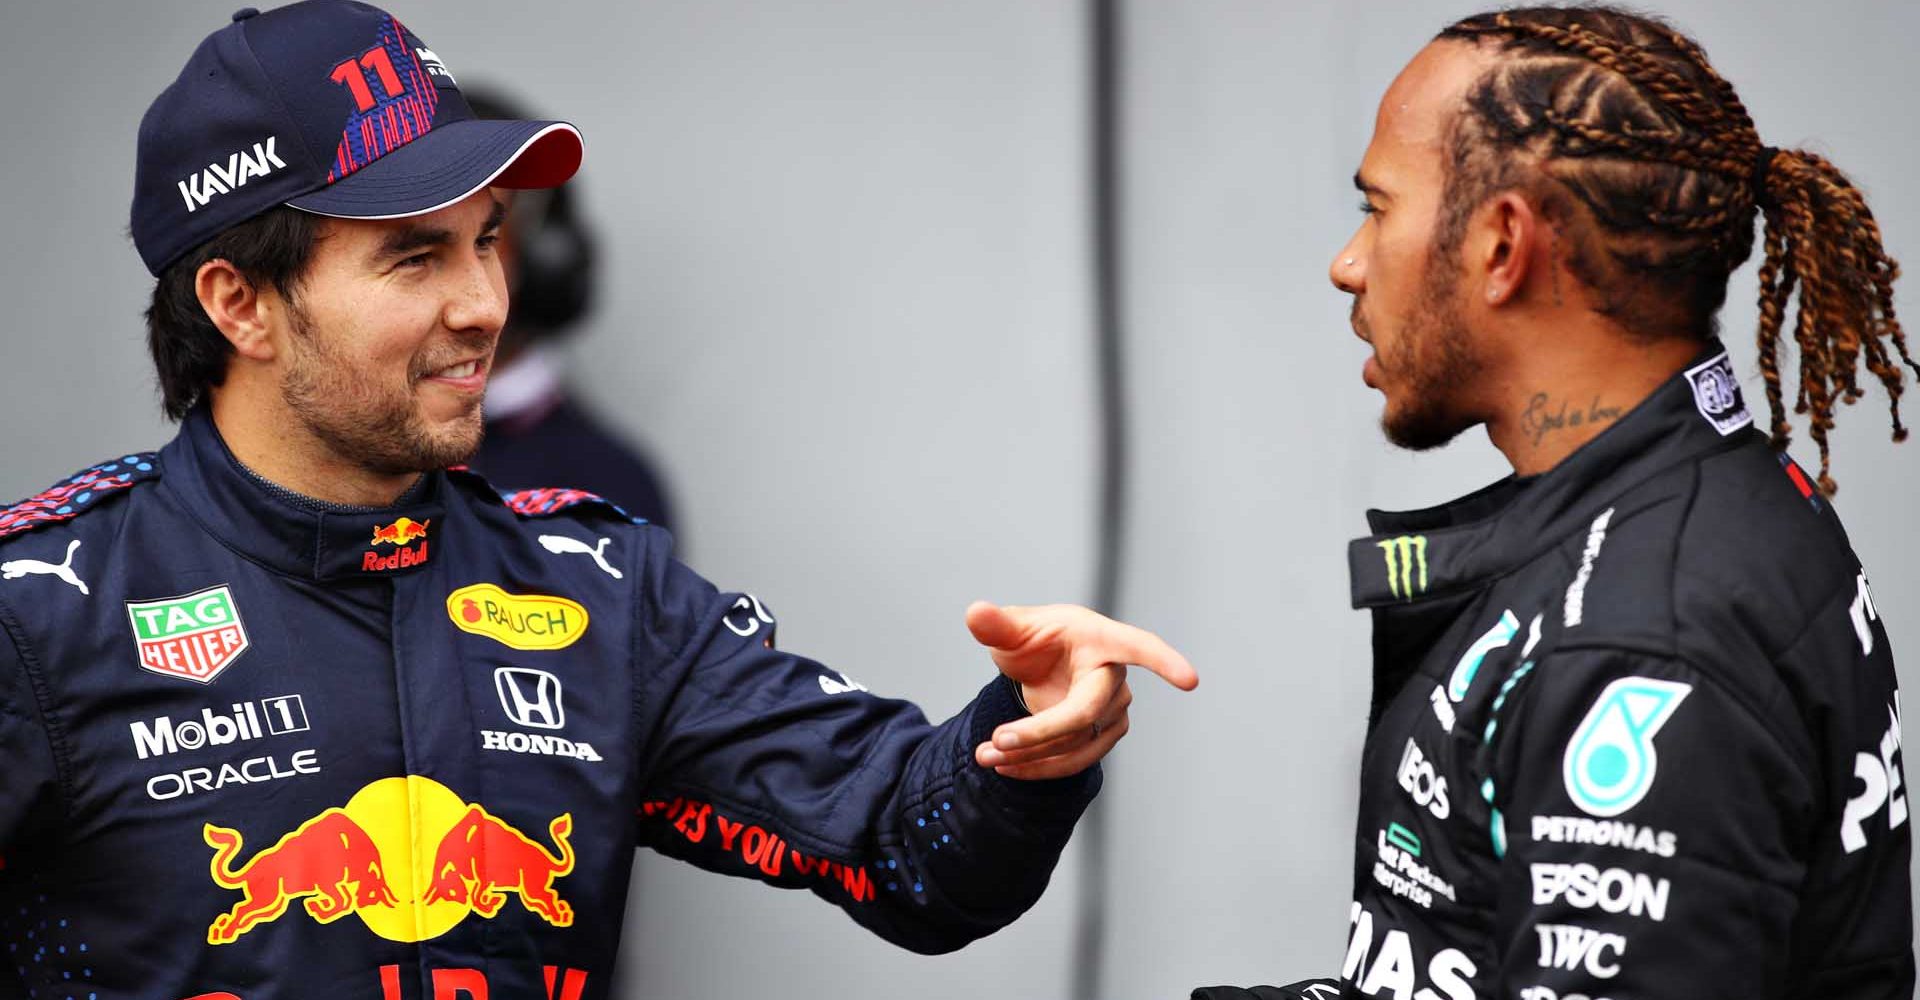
xmin=1438 ymin=5 xmax=1913 ymax=492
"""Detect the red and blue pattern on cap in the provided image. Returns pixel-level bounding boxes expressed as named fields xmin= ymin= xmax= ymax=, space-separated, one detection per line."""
xmin=327 ymin=15 xmax=441 ymax=183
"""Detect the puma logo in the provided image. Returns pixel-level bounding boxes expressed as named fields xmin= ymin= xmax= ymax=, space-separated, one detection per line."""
xmin=818 ymin=671 xmax=870 ymax=696
xmin=536 ymin=535 xmax=622 ymax=580
xmin=1 ymin=539 xmax=89 ymax=595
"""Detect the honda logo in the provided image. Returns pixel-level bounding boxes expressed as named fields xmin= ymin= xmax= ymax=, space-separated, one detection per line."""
xmin=494 ymin=668 xmax=564 ymax=730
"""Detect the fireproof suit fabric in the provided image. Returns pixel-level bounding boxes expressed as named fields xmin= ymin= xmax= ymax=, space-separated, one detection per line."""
xmin=1204 ymin=343 xmax=1911 ymax=1000
xmin=0 ymin=406 xmax=1096 ymax=1000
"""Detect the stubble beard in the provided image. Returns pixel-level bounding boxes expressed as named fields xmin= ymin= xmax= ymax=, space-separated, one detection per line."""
xmin=279 ymin=302 xmax=485 ymax=476
xmin=1379 ymin=245 xmax=1485 ymax=451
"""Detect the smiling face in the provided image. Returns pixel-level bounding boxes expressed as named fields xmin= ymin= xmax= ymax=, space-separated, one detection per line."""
xmin=274 ymin=191 xmax=508 ymax=476
xmin=1331 ymin=40 xmax=1500 ymax=450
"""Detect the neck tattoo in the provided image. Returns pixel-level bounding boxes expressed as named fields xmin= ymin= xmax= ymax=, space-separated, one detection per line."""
xmin=1520 ymin=393 xmax=1624 ymax=448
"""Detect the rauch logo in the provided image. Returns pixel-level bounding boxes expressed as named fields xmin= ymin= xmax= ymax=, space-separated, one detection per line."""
xmin=446 ymin=583 xmax=588 ymax=651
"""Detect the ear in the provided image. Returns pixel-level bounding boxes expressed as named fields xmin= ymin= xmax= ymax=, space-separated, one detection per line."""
xmin=194 ymin=260 xmax=278 ymax=362
xmin=1475 ymin=191 xmax=1539 ymax=308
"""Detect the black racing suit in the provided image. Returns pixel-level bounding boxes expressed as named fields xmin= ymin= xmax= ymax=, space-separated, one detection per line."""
xmin=0 ymin=406 xmax=1096 ymax=1000
xmin=1198 ymin=344 xmax=1912 ymax=1000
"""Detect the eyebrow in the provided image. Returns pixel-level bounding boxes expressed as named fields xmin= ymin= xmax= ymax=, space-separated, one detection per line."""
xmin=1354 ymin=171 xmax=1389 ymax=200
xmin=374 ymin=197 xmax=509 ymax=258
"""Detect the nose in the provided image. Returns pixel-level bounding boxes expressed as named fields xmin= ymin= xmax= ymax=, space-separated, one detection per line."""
xmin=444 ymin=251 xmax=508 ymax=338
xmin=1330 ymin=234 xmax=1363 ymax=294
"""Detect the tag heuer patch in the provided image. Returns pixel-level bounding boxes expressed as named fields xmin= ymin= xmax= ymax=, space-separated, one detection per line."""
xmin=1684 ymin=352 xmax=1753 ymax=436
xmin=127 ymin=585 xmax=250 ymax=684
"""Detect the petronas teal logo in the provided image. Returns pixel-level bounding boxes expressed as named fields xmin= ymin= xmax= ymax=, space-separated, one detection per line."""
xmin=1378 ymin=535 xmax=1429 ymax=599
xmin=1563 ymin=677 xmax=1692 ymax=817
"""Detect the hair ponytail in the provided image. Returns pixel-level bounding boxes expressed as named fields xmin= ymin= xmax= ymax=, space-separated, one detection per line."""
xmin=1752 ymin=146 xmax=1915 ymax=493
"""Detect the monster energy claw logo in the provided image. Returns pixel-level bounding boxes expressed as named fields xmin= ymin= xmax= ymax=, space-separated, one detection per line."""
xmin=1379 ymin=535 xmax=1429 ymax=599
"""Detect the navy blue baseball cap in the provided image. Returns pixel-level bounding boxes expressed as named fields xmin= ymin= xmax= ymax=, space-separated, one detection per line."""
xmin=132 ymin=1 xmax=583 ymax=276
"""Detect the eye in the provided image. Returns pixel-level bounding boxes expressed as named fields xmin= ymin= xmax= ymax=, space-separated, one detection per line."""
xmin=1357 ymin=199 xmax=1380 ymax=217
xmin=476 ymin=233 xmax=501 ymax=252
xmin=398 ymin=252 xmax=432 ymax=269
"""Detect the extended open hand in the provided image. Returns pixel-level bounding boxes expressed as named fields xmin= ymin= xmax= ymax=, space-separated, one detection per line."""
xmin=966 ymin=601 xmax=1198 ymax=780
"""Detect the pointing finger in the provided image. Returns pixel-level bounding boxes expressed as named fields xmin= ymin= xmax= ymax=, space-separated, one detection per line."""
xmin=1095 ymin=617 xmax=1199 ymax=691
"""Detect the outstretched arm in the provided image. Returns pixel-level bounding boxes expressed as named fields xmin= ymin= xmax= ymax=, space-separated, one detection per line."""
xmin=631 ymin=530 xmax=1197 ymax=953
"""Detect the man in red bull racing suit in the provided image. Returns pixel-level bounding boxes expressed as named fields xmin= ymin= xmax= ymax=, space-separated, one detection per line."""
xmin=1191 ymin=6 xmax=1912 ymax=999
xmin=0 ymin=4 xmax=1197 ymax=998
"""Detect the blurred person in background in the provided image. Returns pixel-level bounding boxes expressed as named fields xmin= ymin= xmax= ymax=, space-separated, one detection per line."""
xmin=461 ymin=86 xmax=678 ymax=534
xmin=1195 ymin=6 xmax=1911 ymax=999
xmin=0 ymin=4 xmax=1197 ymax=998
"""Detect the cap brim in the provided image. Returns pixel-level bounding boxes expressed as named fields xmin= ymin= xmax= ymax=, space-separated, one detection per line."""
xmin=287 ymin=119 xmax=582 ymax=220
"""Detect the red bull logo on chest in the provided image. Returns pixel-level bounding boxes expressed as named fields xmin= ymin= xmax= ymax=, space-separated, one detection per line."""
xmin=371 ymin=517 xmax=431 ymax=546
xmin=127 ymin=585 xmax=250 ymax=684
xmin=203 ymin=775 xmax=575 ymax=944
xmin=364 ymin=517 xmax=432 ymax=572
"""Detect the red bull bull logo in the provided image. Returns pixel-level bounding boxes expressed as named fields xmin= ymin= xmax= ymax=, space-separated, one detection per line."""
xmin=370 ymin=517 xmax=431 ymax=546
xmin=364 ymin=517 xmax=431 ymax=572
xmin=204 ymin=808 xmax=398 ymax=943
xmin=203 ymin=775 xmax=574 ymax=944
xmin=422 ymin=806 xmax=574 ymax=925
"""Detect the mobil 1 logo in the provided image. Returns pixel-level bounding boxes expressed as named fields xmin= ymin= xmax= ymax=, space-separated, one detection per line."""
xmin=135 ymin=694 xmax=320 ymax=802
xmin=132 ymin=695 xmax=310 ymax=760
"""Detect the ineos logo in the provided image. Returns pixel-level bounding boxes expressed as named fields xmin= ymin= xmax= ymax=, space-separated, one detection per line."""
xmin=495 ymin=668 xmax=564 ymax=730
xmin=1397 ymin=737 xmax=1451 ymax=820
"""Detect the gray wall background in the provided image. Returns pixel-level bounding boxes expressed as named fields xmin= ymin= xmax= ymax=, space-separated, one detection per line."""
xmin=1 ymin=1 xmax=1914 ymax=998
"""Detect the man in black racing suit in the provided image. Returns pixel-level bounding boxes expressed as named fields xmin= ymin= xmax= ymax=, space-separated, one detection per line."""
xmin=1326 ymin=343 xmax=1912 ymax=999
xmin=1194 ymin=5 xmax=1912 ymax=999
xmin=0 ymin=4 xmax=1198 ymax=998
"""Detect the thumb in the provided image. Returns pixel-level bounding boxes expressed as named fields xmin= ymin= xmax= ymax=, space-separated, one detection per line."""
xmin=964 ymin=600 xmax=1027 ymax=650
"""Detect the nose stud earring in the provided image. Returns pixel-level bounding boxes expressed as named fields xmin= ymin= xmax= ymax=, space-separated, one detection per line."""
xmin=1344 ymin=258 xmax=1356 ymax=266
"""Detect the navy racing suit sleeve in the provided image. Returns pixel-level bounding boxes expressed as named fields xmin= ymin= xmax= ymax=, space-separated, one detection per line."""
xmin=1484 ymin=640 xmax=1909 ymax=999
xmin=0 ymin=604 xmax=66 ymax=863
xmin=628 ymin=526 xmax=1100 ymax=954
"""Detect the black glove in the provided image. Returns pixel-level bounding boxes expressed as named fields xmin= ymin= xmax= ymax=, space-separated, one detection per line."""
xmin=1191 ymin=978 xmax=1342 ymax=1000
